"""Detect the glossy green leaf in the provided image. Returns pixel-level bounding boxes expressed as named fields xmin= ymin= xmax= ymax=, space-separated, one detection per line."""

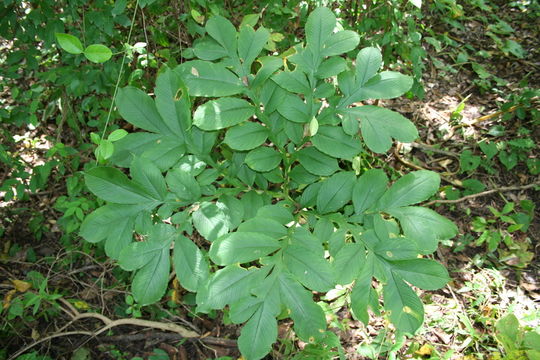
xmin=117 ymin=87 xmax=169 ymax=134
xmin=321 ymin=30 xmax=360 ymax=57
xmin=355 ymin=47 xmax=382 ymax=87
xmin=346 ymin=105 xmax=418 ymax=153
xmin=238 ymin=294 xmax=279 ymax=360
xmin=312 ymin=126 xmax=362 ymax=159
xmin=193 ymin=97 xmax=255 ymax=131
xmin=277 ymin=94 xmax=310 ymax=123
xmin=283 ymin=244 xmax=334 ymax=292
xmin=279 ymin=272 xmax=327 ymax=341
xmin=209 ymin=232 xmax=281 ymax=265
xmin=350 ymin=255 xmax=375 ymax=324
xmin=193 ymin=38 xmax=229 ymax=60
xmin=55 ymin=33 xmax=83 ymax=54
xmin=238 ymin=26 xmax=270 ymax=71
xmin=192 ymin=201 xmax=231 ymax=241
xmin=238 ymin=217 xmax=287 ymax=239
xmin=175 ymin=61 xmax=244 ymax=97
xmin=316 ymin=57 xmax=347 ymax=78
xmin=85 ymin=167 xmax=158 ymax=204
xmin=223 ymin=122 xmax=268 ymax=151
xmin=361 ymin=71 xmax=414 ymax=100
xmin=84 ymin=44 xmax=112 ymax=63
xmin=387 ymin=206 xmax=457 ymax=253
xmin=130 ymin=157 xmax=167 ymax=201
xmin=165 ymin=168 xmax=201 ymax=202
xmin=205 ymin=15 xmax=237 ymax=55
xmin=296 ymin=147 xmax=339 ymax=176
xmin=333 ymin=243 xmax=365 ymax=284
xmin=245 ymin=147 xmax=282 ymax=172
xmin=353 ymin=169 xmax=388 ymax=214
xmin=377 ymin=170 xmax=440 ymax=210
xmin=389 ymin=259 xmax=449 ymax=290
xmin=317 ymin=171 xmax=356 ymax=214
xmin=272 ymin=70 xmax=311 ymax=94
xmin=154 ymin=68 xmax=191 ymax=138
xmin=305 ymin=7 xmax=336 ymax=52
xmin=383 ymin=272 xmax=424 ymax=334
xmin=173 ymin=235 xmax=209 ymax=292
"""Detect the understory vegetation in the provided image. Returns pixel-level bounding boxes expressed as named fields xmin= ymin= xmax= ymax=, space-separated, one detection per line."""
xmin=0 ymin=0 xmax=538 ymax=359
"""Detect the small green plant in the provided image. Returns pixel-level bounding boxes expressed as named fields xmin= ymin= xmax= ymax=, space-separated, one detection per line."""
xmin=471 ymin=200 xmax=535 ymax=267
xmin=494 ymin=314 xmax=540 ymax=360
xmin=79 ymin=7 xmax=457 ymax=359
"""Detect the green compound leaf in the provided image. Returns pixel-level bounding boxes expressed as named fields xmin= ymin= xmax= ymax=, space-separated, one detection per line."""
xmin=389 ymin=258 xmax=449 ymax=290
xmin=311 ymin=125 xmax=362 ymax=160
xmin=209 ymin=232 xmax=281 ymax=265
xmin=345 ymin=105 xmax=418 ymax=154
xmin=55 ymin=33 xmax=83 ymax=54
xmin=173 ymin=235 xmax=209 ymax=292
xmin=85 ymin=167 xmax=159 ymax=205
xmin=387 ymin=206 xmax=457 ymax=253
xmin=383 ymin=272 xmax=424 ymax=334
xmin=353 ymin=169 xmax=388 ymax=214
xmin=296 ymin=147 xmax=339 ymax=176
xmin=84 ymin=44 xmax=113 ymax=63
xmin=193 ymin=97 xmax=255 ymax=131
xmin=245 ymin=147 xmax=282 ymax=172
xmin=176 ymin=60 xmax=244 ymax=97
xmin=317 ymin=171 xmax=356 ymax=214
xmin=377 ymin=170 xmax=440 ymax=210
xmin=224 ymin=122 xmax=268 ymax=151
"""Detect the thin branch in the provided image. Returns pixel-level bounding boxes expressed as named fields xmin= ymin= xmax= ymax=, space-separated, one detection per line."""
xmin=102 ymin=331 xmax=237 ymax=347
xmin=425 ymin=181 xmax=540 ymax=206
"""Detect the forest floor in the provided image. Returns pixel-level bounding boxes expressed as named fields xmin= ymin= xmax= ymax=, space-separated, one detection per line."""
xmin=1 ymin=2 xmax=539 ymax=360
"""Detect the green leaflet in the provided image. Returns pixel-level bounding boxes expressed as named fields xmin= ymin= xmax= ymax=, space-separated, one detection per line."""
xmin=245 ymin=147 xmax=282 ymax=172
xmin=85 ymin=167 xmax=160 ymax=205
xmin=321 ymin=30 xmax=360 ymax=57
xmin=305 ymin=7 xmax=336 ymax=54
xmin=165 ymin=167 xmax=201 ymax=202
xmin=279 ymin=272 xmax=327 ymax=341
xmin=355 ymin=47 xmax=382 ymax=87
xmin=238 ymin=26 xmax=270 ymax=72
xmin=192 ymin=201 xmax=231 ymax=241
xmin=353 ymin=169 xmax=388 ymax=214
xmin=272 ymin=70 xmax=311 ymax=94
xmin=193 ymin=97 xmax=255 ymax=131
xmin=116 ymin=86 xmax=169 ymax=134
xmin=311 ymin=126 xmax=362 ymax=160
xmin=296 ymin=147 xmax=339 ymax=176
xmin=130 ymin=157 xmax=167 ymax=201
xmin=377 ymin=170 xmax=440 ymax=210
xmin=173 ymin=235 xmax=209 ymax=292
xmin=176 ymin=60 xmax=244 ymax=97
xmin=345 ymin=105 xmax=418 ymax=153
xmin=209 ymin=232 xmax=281 ymax=265
xmin=224 ymin=122 xmax=268 ymax=151
xmin=383 ymin=272 xmax=425 ymax=334
xmin=84 ymin=44 xmax=112 ymax=63
xmin=205 ymin=15 xmax=237 ymax=56
xmin=283 ymin=244 xmax=335 ymax=292
xmin=118 ymin=224 xmax=176 ymax=305
xmin=317 ymin=171 xmax=356 ymax=214
xmin=389 ymin=258 xmax=449 ymax=290
xmin=387 ymin=206 xmax=458 ymax=253
xmin=333 ymin=243 xmax=365 ymax=284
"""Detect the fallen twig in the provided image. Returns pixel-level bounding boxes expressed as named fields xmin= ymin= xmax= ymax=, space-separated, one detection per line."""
xmin=425 ymin=181 xmax=540 ymax=206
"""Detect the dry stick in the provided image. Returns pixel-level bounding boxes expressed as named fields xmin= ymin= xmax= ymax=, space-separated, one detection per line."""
xmin=425 ymin=181 xmax=540 ymax=206
xmin=453 ymin=105 xmax=520 ymax=129
xmin=9 ymin=311 xmax=200 ymax=360
xmin=101 ymin=332 xmax=237 ymax=347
